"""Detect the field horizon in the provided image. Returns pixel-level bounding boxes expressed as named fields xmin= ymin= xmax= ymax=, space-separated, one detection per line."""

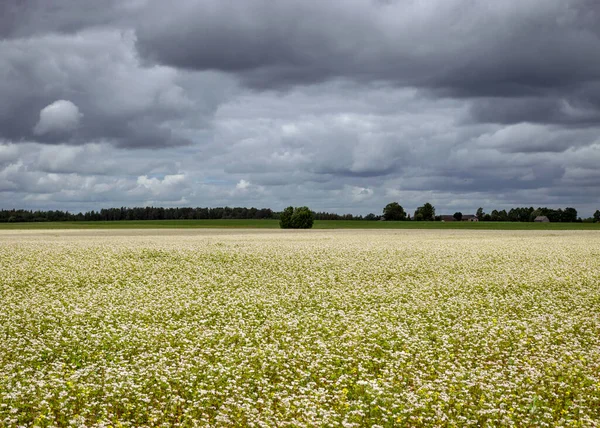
xmin=1 ymin=219 xmax=599 ymax=230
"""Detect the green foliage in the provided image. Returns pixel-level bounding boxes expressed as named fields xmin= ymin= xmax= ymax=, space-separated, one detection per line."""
xmin=594 ymin=210 xmax=600 ymax=223
xmin=563 ymin=207 xmax=578 ymax=222
xmin=0 ymin=206 xmax=275 ymax=222
xmin=453 ymin=212 xmax=463 ymax=221
xmin=507 ymin=207 xmax=534 ymax=222
xmin=291 ymin=207 xmax=314 ymax=229
xmin=279 ymin=207 xmax=294 ymax=229
xmin=491 ymin=209 xmax=508 ymax=222
xmin=414 ymin=203 xmax=435 ymax=221
xmin=279 ymin=206 xmax=314 ymax=229
xmin=476 ymin=207 xmax=484 ymax=220
xmin=530 ymin=207 xmax=578 ymax=222
xmin=382 ymin=202 xmax=406 ymax=221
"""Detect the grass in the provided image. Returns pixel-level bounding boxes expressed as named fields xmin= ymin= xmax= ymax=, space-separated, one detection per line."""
xmin=0 ymin=219 xmax=598 ymax=230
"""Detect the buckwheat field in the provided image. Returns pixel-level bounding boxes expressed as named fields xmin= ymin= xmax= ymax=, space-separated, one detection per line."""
xmin=1 ymin=229 xmax=600 ymax=427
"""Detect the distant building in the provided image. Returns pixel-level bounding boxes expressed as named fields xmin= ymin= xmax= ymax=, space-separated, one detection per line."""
xmin=534 ymin=216 xmax=550 ymax=222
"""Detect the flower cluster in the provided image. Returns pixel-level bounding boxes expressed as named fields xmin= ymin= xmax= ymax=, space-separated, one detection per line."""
xmin=1 ymin=229 xmax=599 ymax=426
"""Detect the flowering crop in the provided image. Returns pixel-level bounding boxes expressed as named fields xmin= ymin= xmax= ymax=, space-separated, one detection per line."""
xmin=1 ymin=229 xmax=600 ymax=427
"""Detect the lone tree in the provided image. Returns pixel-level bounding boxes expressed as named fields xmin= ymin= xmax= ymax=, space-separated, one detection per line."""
xmin=414 ymin=202 xmax=435 ymax=221
xmin=279 ymin=206 xmax=314 ymax=229
xmin=594 ymin=210 xmax=600 ymax=223
xmin=383 ymin=202 xmax=406 ymax=221
xmin=453 ymin=212 xmax=463 ymax=221
xmin=476 ymin=207 xmax=484 ymax=220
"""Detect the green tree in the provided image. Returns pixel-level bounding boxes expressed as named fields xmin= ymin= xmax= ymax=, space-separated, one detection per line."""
xmin=414 ymin=203 xmax=435 ymax=221
xmin=291 ymin=206 xmax=314 ymax=229
xmin=453 ymin=212 xmax=463 ymax=221
xmin=594 ymin=210 xmax=600 ymax=223
xmin=563 ymin=207 xmax=578 ymax=223
xmin=476 ymin=207 xmax=484 ymax=220
xmin=383 ymin=202 xmax=406 ymax=221
xmin=279 ymin=206 xmax=294 ymax=228
xmin=280 ymin=206 xmax=314 ymax=229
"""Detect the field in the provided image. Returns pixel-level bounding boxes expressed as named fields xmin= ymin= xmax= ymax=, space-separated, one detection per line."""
xmin=1 ymin=219 xmax=599 ymax=230
xmin=1 ymin=229 xmax=600 ymax=426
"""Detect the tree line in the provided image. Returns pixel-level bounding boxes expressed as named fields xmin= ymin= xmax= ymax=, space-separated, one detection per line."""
xmin=382 ymin=202 xmax=600 ymax=223
xmin=474 ymin=207 xmax=582 ymax=222
xmin=0 ymin=206 xmax=380 ymax=223
xmin=0 ymin=207 xmax=275 ymax=222
xmin=1 ymin=204 xmax=599 ymax=223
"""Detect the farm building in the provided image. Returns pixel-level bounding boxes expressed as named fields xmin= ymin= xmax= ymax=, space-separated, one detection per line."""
xmin=534 ymin=216 xmax=550 ymax=222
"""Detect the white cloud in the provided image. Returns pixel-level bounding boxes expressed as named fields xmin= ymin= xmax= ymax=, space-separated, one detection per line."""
xmin=0 ymin=143 xmax=19 ymax=165
xmin=236 ymin=179 xmax=251 ymax=190
xmin=33 ymin=100 xmax=82 ymax=136
xmin=136 ymin=174 xmax=186 ymax=195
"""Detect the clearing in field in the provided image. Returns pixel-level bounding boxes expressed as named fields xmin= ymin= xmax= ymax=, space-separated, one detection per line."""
xmin=1 ymin=229 xmax=599 ymax=426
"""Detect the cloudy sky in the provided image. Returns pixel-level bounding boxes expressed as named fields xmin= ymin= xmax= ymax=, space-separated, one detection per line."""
xmin=1 ymin=0 xmax=599 ymax=216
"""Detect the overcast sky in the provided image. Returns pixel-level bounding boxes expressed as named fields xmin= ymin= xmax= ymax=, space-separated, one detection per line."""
xmin=1 ymin=0 xmax=599 ymax=216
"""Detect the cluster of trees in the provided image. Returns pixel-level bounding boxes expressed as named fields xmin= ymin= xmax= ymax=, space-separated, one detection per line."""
xmin=279 ymin=206 xmax=314 ymax=229
xmin=382 ymin=202 xmax=436 ymax=221
xmin=381 ymin=203 xmax=599 ymax=223
xmin=475 ymin=207 xmax=580 ymax=222
xmin=313 ymin=212 xmax=379 ymax=221
xmin=0 ymin=209 xmax=77 ymax=223
xmin=0 ymin=207 xmax=275 ymax=222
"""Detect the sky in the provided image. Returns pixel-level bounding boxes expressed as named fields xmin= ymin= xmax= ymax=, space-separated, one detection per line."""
xmin=1 ymin=0 xmax=599 ymax=217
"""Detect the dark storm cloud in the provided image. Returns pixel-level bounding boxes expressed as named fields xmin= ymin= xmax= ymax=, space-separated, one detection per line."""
xmin=0 ymin=28 xmax=228 ymax=148
xmin=469 ymin=98 xmax=572 ymax=126
xmin=135 ymin=1 xmax=600 ymax=95
xmin=469 ymin=92 xmax=600 ymax=126
xmin=0 ymin=0 xmax=142 ymax=39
